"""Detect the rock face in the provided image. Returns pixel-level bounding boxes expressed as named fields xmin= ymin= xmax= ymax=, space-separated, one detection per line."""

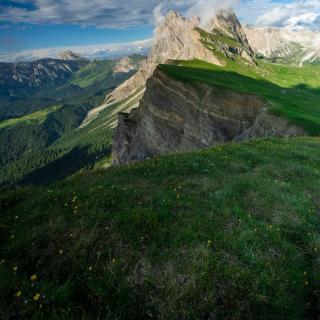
xmin=112 ymin=68 xmax=304 ymax=166
xmin=243 ymin=26 xmax=320 ymax=65
xmin=207 ymin=9 xmax=254 ymax=60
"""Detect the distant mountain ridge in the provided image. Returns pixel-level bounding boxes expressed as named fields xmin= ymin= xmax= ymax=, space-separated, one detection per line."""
xmin=244 ymin=26 xmax=320 ymax=65
xmin=0 ymin=55 xmax=143 ymax=120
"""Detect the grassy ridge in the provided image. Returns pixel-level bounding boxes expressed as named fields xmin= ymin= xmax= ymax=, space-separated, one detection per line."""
xmin=159 ymin=59 xmax=320 ymax=135
xmin=0 ymin=105 xmax=61 ymax=129
xmin=1 ymin=137 xmax=320 ymax=319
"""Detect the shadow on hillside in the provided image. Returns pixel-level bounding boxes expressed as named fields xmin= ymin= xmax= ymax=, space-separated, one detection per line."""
xmin=159 ymin=63 xmax=320 ymax=134
xmin=17 ymin=145 xmax=111 ymax=187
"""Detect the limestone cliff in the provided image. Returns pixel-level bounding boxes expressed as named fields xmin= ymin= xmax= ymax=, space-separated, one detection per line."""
xmin=112 ymin=68 xmax=305 ymax=166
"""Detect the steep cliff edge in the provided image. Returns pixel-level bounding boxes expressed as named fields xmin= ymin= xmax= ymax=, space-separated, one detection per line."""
xmin=112 ymin=68 xmax=305 ymax=165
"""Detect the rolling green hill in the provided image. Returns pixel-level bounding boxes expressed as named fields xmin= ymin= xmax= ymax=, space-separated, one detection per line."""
xmin=1 ymin=137 xmax=319 ymax=319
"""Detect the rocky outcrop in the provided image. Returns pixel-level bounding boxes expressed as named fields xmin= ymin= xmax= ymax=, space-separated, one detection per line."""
xmin=112 ymin=68 xmax=302 ymax=166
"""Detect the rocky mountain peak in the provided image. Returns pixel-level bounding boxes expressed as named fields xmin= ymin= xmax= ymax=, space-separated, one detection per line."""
xmin=206 ymin=8 xmax=253 ymax=56
xmin=82 ymin=8 xmax=256 ymax=126
xmin=58 ymin=51 xmax=86 ymax=61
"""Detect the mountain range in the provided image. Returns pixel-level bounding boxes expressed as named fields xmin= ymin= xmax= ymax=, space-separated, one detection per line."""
xmin=244 ymin=26 xmax=320 ymax=65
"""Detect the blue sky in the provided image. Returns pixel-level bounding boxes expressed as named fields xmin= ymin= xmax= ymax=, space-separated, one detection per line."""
xmin=0 ymin=0 xmax=320 ymax=58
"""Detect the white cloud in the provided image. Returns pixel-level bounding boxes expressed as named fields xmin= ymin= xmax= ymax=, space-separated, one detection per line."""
xmin=0 ymin=38 xmax=152 ymax=62
xmin=256 ymin=0 xmax=320 ymax=29
xmin=0 ymin=0 xmax=266 ymax=29
xmin=1 ymin=0 xmax=320 ymax=31
xmin=186 ymin=0 xmax=239 ymax=27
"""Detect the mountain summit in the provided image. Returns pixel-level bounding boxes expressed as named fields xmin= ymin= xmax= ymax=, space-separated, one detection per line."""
xmin=58 ymin=50 xmax=87 ymax=61
xmin=106 ymin=8 xmax=254 ymax=104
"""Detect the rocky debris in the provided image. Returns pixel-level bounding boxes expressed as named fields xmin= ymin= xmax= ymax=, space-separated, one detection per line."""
xmin=236 ymin=112 xmax=306 ymax=141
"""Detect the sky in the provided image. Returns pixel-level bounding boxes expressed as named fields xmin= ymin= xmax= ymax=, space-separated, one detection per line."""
xmin=1 ymin=0 xmax=320 ymax=62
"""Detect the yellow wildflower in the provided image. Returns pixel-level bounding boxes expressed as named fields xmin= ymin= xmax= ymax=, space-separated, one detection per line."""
xmin=30 ymin=274 xmax=37 ymax=281
xmin=305 ymin=281 xmax=309 ymax=286
xmin=33 ymin=293 xmax=41 ymax=301
xmin=13 ymin=266 xmax=18 ymax=272
xmin=15 ymin=291 xmax=22 ymax=297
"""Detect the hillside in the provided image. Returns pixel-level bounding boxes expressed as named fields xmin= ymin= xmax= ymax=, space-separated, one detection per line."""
xmin=1 ymin=137 xmax=320 ymax=319
xmin=0 ymin=55 xmax=145 ymax=187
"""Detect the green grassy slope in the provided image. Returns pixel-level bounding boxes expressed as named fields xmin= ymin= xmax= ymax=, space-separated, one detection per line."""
xmin=159 ymin=59 xmax=320 ymax=135
xmin=0 ymin=57 xmax=146 ymax=187
xmin=0 ymin=104 xmax=115 ymax=187
xmin=1 ymin=137 xmax=320 ymax=319
xmin=0 ymin=105 xmax=61 ymax=129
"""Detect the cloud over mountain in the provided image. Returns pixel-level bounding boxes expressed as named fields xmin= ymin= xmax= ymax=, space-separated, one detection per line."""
xmin=1 ymin=0 xmax=320 ymax=31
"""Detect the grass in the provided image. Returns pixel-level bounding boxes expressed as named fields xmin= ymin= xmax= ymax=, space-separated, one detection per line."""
xmin=0 ymin=105 xmax=61 ymax=129
xmin=71 ymin=60 xmax=116 ymax=88
xmin=159 ymin=59 xmax=320 ymax=135
xmin=1 ymin=137 xmax=320 ymax=319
